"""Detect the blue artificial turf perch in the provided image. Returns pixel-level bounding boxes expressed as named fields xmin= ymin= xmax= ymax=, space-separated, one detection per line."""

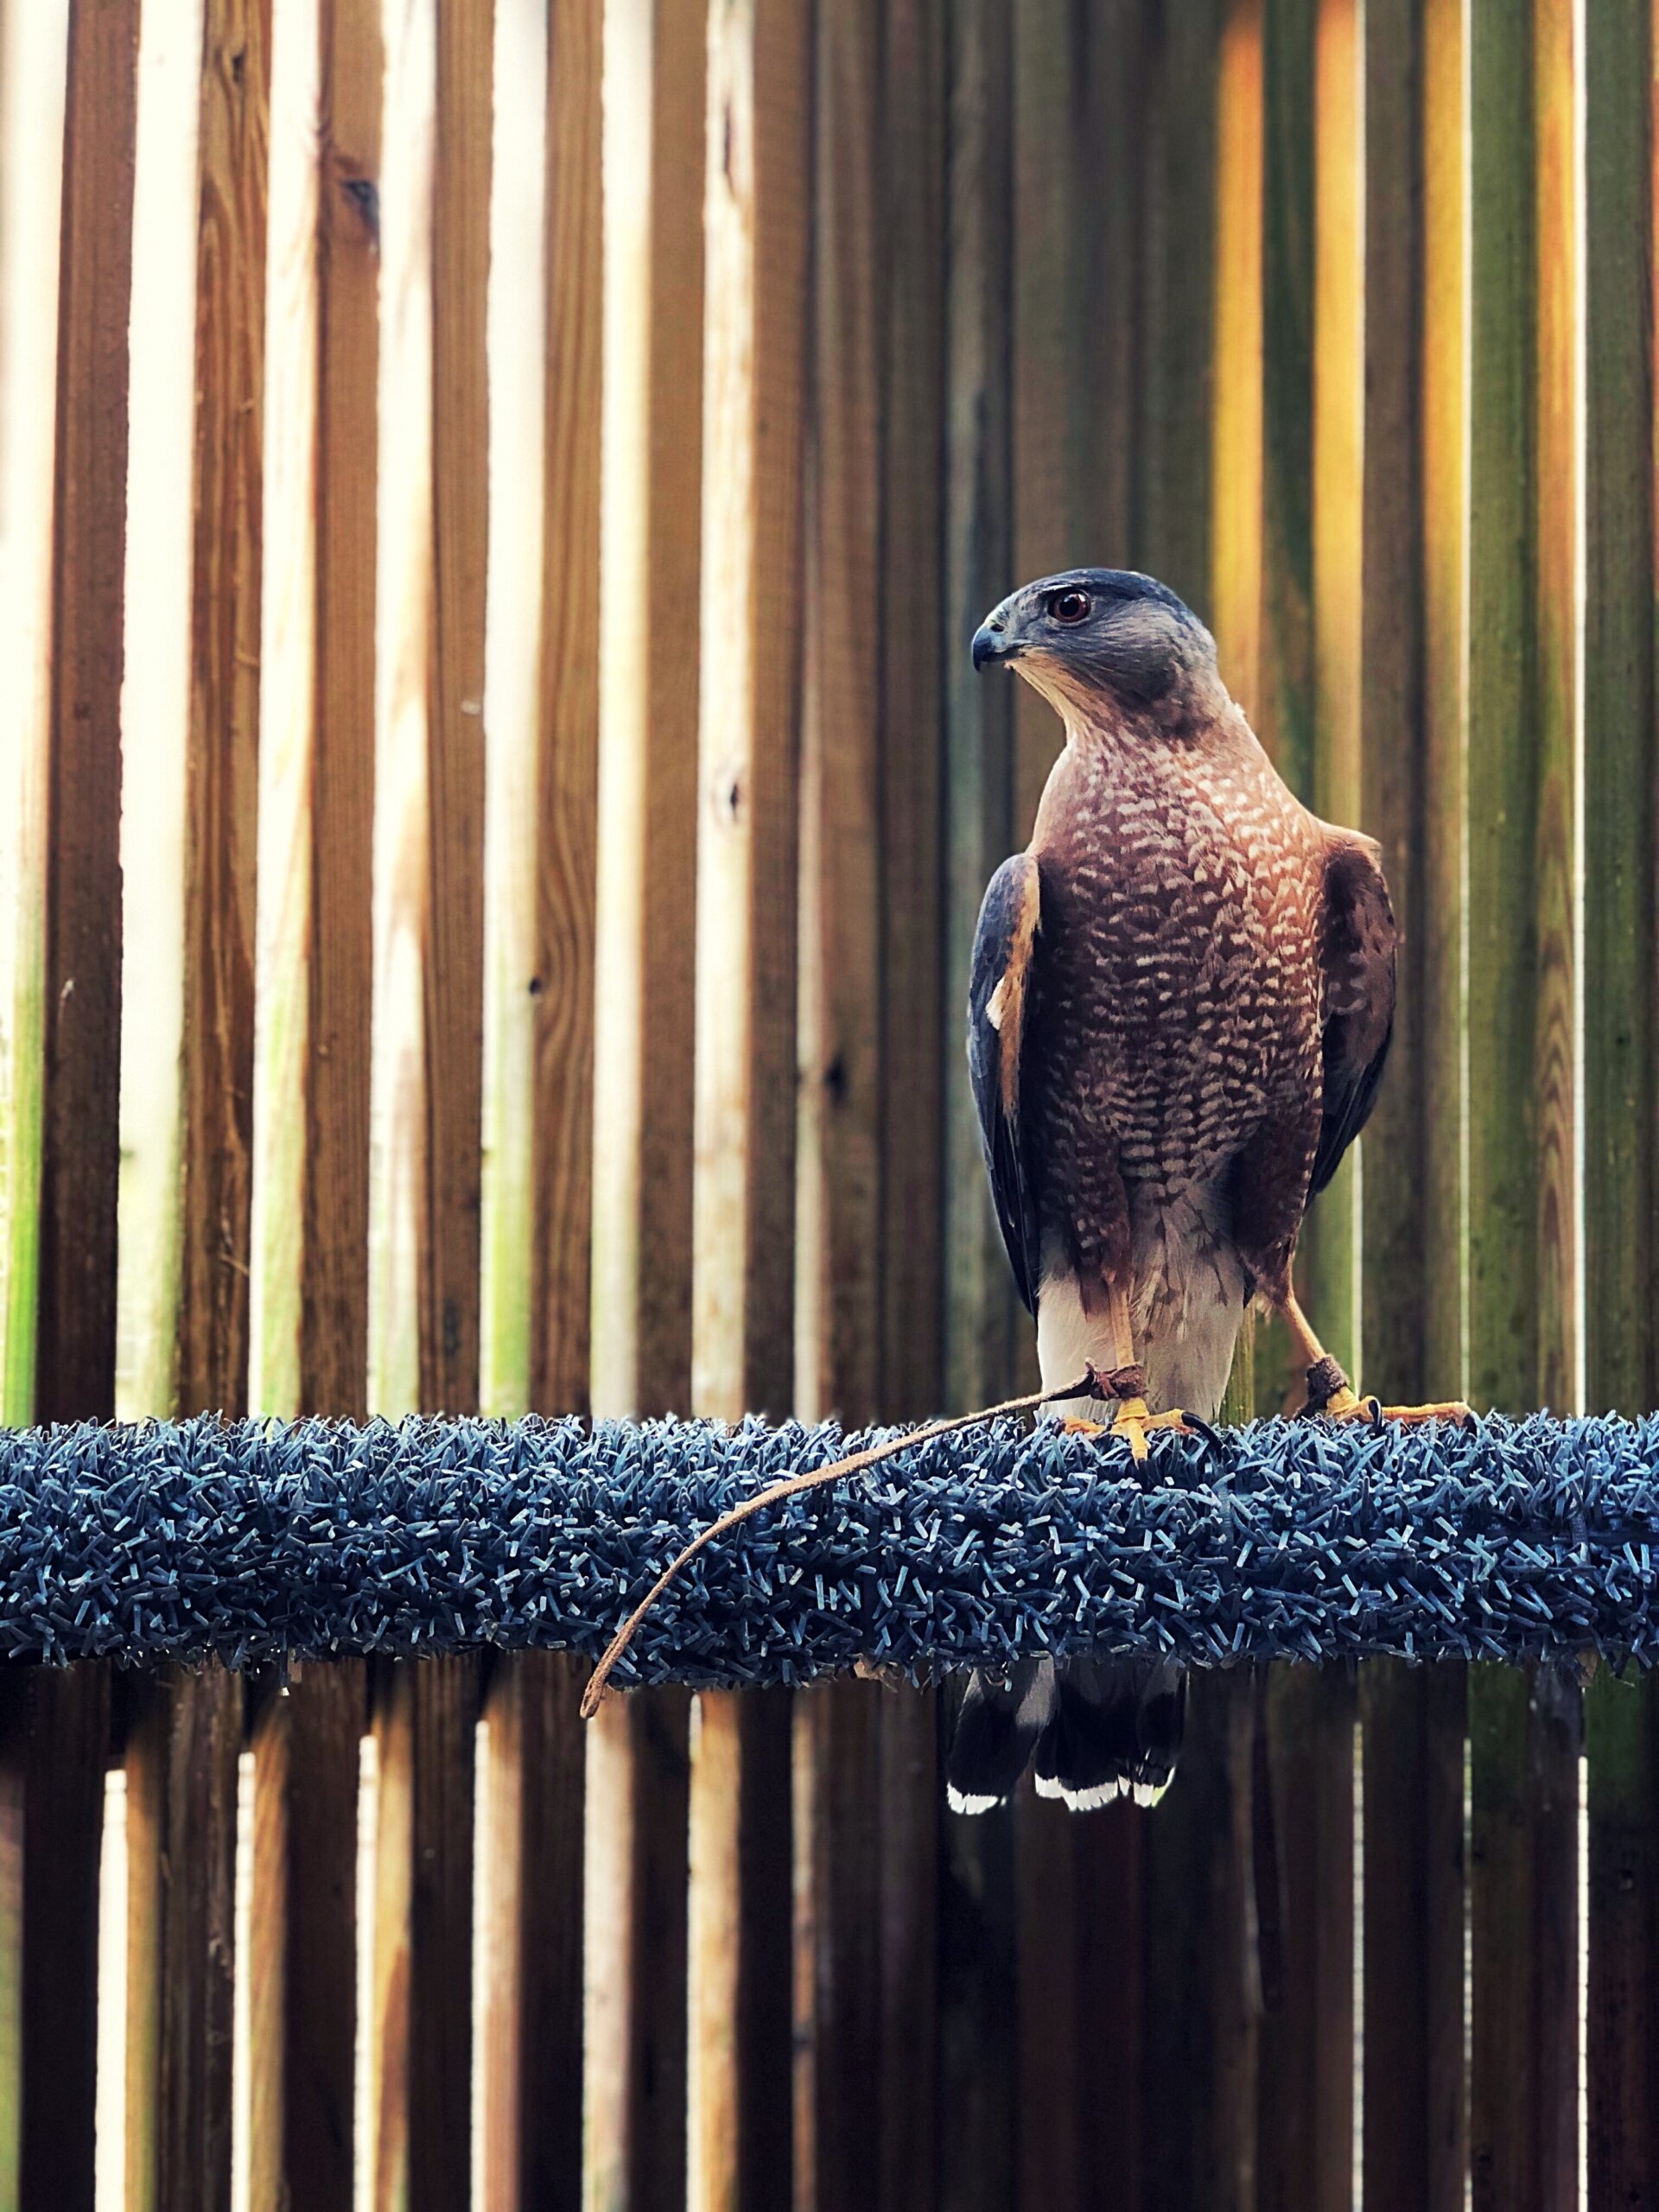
xmin=0 ymin=1408 xmax=1653 ymax=1681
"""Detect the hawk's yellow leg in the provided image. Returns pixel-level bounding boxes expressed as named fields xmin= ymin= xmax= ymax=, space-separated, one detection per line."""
xmin=1058 ymin=1286 xmax=1198 ymax=1462
xmin=1280 ymin=1289 xmax=1473 ymax=1427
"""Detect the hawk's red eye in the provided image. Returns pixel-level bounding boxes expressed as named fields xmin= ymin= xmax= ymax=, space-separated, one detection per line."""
xmin=1049 ymin=589 xmax=1091 ymax=625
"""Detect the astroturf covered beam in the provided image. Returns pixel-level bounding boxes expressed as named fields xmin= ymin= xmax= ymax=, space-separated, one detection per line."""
xmin=0 ymin=1412 xmax=1654 ymax=1681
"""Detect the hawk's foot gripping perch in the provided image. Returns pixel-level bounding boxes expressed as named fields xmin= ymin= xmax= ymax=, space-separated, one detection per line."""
xmin=1300 ymin=1352 xmax=1474 ymax=1429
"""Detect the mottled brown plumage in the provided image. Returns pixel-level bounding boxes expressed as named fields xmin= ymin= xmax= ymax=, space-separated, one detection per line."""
xmin=949 ymin=566 xmax=1413 ymax=1815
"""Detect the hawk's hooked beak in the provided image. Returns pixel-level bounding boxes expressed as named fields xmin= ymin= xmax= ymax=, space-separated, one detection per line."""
xmin=972 ymin=620 xmax=1020 ymax=671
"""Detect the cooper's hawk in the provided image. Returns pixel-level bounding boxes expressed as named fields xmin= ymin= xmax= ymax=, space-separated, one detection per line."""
xmin=946 ymin=568 xmax=1467 ymax=1814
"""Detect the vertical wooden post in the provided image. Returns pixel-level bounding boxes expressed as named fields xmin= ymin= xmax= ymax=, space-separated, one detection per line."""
xmin=938 ymin=6 xmax=1019 ymax=2206
xmin=124 ymin=1666 xmax=244 ymax=2212
xmin=1581 ymin=2 xmax=1659 ymax=2201
xmin=582 ymin=0 xmax=704 ymax=2200
xmin=179 ymin=0 xmax=270 ymax=1418
xmin=250 ymin=1664 xmax=365 ymax=2212
xmin=251 ymin=0 xmax=382 ymax=1426
xmin=688 ymin=3 xmax=810 ymax=2203
xmin=793 ymin=3 xmax=886 ymax=2204
xmin=1357 ymin=6 xmax=1469 ymax=2208
xmin=247 ymin=3 xmax=382 ymax=2202
xmin=875 ymin=4 xmax=945 ymax=2202
xmin=1466 ymin=2 xmax=1580 ymax=2207
xmin=474 ymin=0 xmax=599 ymax=2199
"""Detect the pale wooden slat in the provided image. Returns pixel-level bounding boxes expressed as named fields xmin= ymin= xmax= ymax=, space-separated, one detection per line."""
xmin=248 ymin=1664 xmax=365 ymax=2212
xmin=251 ymin=0 xmax=381 ymax=1421
xmin=687 ymin=3 xmax=810 ymax=2204
xmin=1581 ymin=3 xmax=1659 ymax=2199
xmin=590 ymin=0 xmax=705 ymax=1423
xmin=371 ymin=1658 xmax=479 ymax=2212
xmin=478 ymin=1655 xmax=584 ymax=2212
xmin=124 ymin=1666 xmax=244 ymax=2212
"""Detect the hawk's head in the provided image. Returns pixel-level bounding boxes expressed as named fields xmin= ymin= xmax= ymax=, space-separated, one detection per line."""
xmin=971 ymin=569 xmax=1222 ymax=727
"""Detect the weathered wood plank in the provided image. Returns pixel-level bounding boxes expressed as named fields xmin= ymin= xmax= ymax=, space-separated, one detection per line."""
xmin=370 ymin=1657 xmax=479 ymax=2212
xmin=1357 ymin=8 xmax=1469 ymax=2206
xmin=180 ymin=0 xmax=269 ymax=1415
xmin=1360 ymin=1662 xmax=1467 ymax=2212
xmin=124 ymin=1666 xmax=243 ymax=2212
xmin=36 ymin=0 xmax=139 ymax=1426
xmin=943 ymin=0 xmax=1017 ymax=1417
xmin=0 ymin=0 xmax=71 ymax=1425
xmin=248 ymin=1663 xmax=365 ymax=2212
xmin=251 ymin=0 xmax=381 ymax=1421
xmin=478 ymin=1655 xmax=584 ymax=2212
xmin=1581 ymin=6 xmax=1659 ymax=2202
xmin=15 ymin=1668 xmax=108 ymax=2212
xmin=1466 ymin=3 xmax=1580 ymax=2205
xmin=689 ymin=0 xmax=810 ymax=2191
xmin=590 ymin=0 xmax=704 ymax=1423
xmin=876 ymin=1688 xmax=938 ymax=2212
xmin=793 ymin=7 xmax=885 ymax=2199
xmin=880 ymin=0 xmax=946 ymax=1428
xmin=528 ymin=0 xmax=604 ymax=1418
xmin=582 ymin=1539 xmax=692 ymax=2212
xmin=369 ymin=0 xmax=491 ymax=1418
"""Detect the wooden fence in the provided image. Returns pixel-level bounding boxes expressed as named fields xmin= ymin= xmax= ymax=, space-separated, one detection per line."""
xmin=0 ymin=0 xmax=1653 ymax=2206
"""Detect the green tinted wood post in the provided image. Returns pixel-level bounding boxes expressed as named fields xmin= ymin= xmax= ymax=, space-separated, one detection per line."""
xmin=1467 ymin=3 xmax=1580 ymax=2208
xmin=1356 ymin=3 xmax=1469 ymax=2205
xmin=1581 ymin=1 xmax=1659 ymax=2200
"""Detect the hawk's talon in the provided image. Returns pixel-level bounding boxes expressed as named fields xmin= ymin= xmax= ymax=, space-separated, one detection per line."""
xmin=1105 ymin=1396 xmax=1195 ymax=1464
xmin=1059 ymin=1415 xmax=1108 ymax=1437
xmin=1306 ymin=1381 xmax=1475 ymax=1431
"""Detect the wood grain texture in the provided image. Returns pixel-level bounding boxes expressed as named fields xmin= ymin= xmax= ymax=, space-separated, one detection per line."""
xmin=1255 ymin=1668 xmax=1354 ymax=2212
xmin=692 ymin=0 xmax=810 ymax=1426
xmin=1467 ymin=5 xmax=1580 ymax=2205
xmin=1210 ymin=0 xmax=1264 ymax=728
xmin=590 ymin=0 xmax=705 ymax=1421
xmin=251 ymin=0 xmax=380 ymax=1420
xmin=943 ymin=0 xmax=1018 ymax=1414
xmin=798 ymin=0 xmax=882 ymax=1435
xmin=369 ymin=0 xmax=490 ymax=1419
xmin=0 ymin=0 xmax=71 ymax=1426
xmin=14 ymin=1667 xmax=108 ymax=2212
xmin=249 ymin=1662 xmax=365 ymax=2212
xmin=124 ymin=1665 xmax=244 ymax=2212
xmin=1357 ymin=17 xmax=1468 ymax=2203
xmin=370 ymin=1657 xmax=479 ymax=2212
xmin=1361 ymin=1662 xmax=1467 ymax=2212
xmin=793 ymin=11 xmax=885 ymax=2202
xmin=531 ymin=0 xmax=602 ymax=1416
xmin=1140 ymin=1671 xmax=1256 ymax=2212
xmin=938 ymin=1779 xmax=1017 ymax=2212
xmin=686 ymin=10 xmax=809 ymax=2203
xmin=1581 ymin=7 xmax=1659 ymax=2199
xmin=879 ymin=0 xmax=946 ymax=1426
xmin=37 ymin=0 xmax=139 ymax=1424
xmin=876 ymin=1688 xmax=938 ymax=2212
xmin=479 ymin=1655 xmax=584 ymax=2212
xmin=179 ymin=0 xmax=270 ymax=1416
xmin=586 ymin=1692 xmax=690 ymax=2212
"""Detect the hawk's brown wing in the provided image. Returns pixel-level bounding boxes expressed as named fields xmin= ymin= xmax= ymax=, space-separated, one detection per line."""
xmin=968 ymin=853 xmax=1044 ymax=1313
xmin=1311 ymin=830 xmax=1398 ymax=1198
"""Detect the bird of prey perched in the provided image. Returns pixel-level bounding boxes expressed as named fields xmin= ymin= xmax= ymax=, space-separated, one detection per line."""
xmin=946 ymin=568 xmax=1468 ymax=1815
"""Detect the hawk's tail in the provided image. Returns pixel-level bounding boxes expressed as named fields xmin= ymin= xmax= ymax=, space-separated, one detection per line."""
xmin=945 ymin=1654 xmax=1185 ymax=1815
